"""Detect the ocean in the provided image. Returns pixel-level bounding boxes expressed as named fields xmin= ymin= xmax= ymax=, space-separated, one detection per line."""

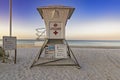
xmin=0 ymin=39 xmax=120 ymax=47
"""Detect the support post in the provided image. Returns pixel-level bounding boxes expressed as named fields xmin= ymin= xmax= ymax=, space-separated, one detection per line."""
xmin=14 ymin=49 xmax=17 ymax=64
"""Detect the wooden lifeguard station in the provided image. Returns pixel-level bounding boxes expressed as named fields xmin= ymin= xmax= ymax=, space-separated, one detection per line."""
xmin=30 ymin=5 xmax=80 ymax=68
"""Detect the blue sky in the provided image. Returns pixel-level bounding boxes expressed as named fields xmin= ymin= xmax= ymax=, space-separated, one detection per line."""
xmin=0 ymin=0 xmax=120 ymax=40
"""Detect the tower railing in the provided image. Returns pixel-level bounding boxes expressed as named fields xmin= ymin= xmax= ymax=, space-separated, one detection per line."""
xmin=36 ymin=28 xmax=46 ymax=40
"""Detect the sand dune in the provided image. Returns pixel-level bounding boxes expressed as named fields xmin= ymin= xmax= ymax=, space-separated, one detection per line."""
xmin=0 ymin=47 xmax=120 ymax=80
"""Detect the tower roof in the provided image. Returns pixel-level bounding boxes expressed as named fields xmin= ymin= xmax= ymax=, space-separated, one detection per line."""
xmin=37 ymin=5 xmax=75 ymax=19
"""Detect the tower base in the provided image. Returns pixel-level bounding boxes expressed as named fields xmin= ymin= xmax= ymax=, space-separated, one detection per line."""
xmin=30 ymin=39 xmax=80 ymax=69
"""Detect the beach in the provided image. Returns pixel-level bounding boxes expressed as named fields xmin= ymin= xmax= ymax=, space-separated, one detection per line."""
xmin=0 ymin=46 xmax=120 ymax=80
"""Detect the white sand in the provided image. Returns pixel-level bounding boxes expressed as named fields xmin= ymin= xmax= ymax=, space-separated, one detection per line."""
xmin=0 ymin=47 xmax=120 ymax=80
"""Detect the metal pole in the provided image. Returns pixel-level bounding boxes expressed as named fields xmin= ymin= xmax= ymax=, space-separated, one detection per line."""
xmin=9 ymin=0 xmax=12 ymax=63
xmin=9 ymin=0 xmax=12 ymax=37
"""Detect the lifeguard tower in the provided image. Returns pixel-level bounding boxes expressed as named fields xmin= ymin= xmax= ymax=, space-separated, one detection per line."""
xmin=30 ymin=5 xmax=80 ymax=68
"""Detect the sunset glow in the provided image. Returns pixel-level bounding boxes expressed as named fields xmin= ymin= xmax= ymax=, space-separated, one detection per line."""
xmin=0 ymin=0 xmax=120 ymax=40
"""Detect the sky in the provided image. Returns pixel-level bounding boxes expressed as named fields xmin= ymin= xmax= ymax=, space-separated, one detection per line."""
xmin=0 ymin=0 xmax=120 ymax=40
